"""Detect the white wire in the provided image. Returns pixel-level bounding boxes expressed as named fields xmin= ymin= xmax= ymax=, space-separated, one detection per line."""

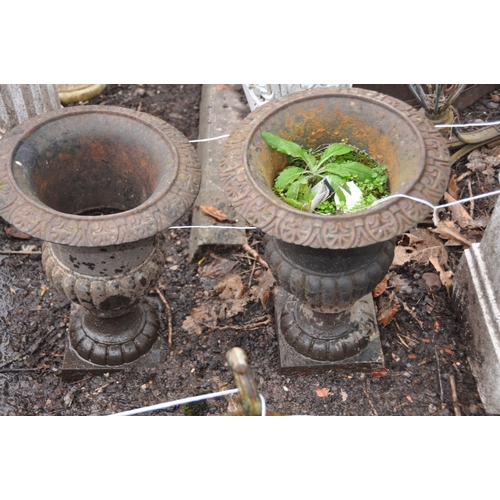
xmin=259 ymin=394 xmax=266 ymax=417
xmin=169 ymin=188 xmax=500 ymax=232
xmin=372 ymin=189 xmax=500 ymax=226
xmin=169 ymin=225 xmax=256 ymax=230
xmin=108 ymin=388 xmax=268 ymax=417
xmin=435 ymin=120 xmax=500 ymax=129
xmin=189 ymin=134 xmax=230 ymax=143
xmin=109 ymin=388 xmax=239 ymax=416
xmin=371 ymin=194 xmax=435 ymax=210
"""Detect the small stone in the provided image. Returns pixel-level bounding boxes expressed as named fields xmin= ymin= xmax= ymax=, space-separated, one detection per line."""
xmin=487 ymin=101 xmax=499 ymax=109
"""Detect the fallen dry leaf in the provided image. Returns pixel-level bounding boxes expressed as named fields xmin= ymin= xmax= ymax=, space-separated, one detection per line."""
xmin=422 ymin=272 xmax=442 ymax=292
xmin=340 ymin=389 xmax=348 ymax=402
xmin=447 ymin=173 xmax=459 ymax=200
xmin=429 ymin=255 xmax=454 ymax=294
xmin=5 ymin=226 xmax=31 ymax=239
xmin=316 ymin=388 xmax=330 ymax=397
xmin=182 ymin=288 xmax=253 ymax=334
xmin=406 ymin=395 xmax=414 ymax=403
xmin=249 ymin=269 xmax=275 ymax=311
xmin=387 ymin=273 xmax=412 ymax=294
xmin=371 ymin=368 xmax=388 ymax=378
xmin=392 ymin=228 xmax=448 ymax=268
xmin=198 ymin=256 xmax=237 ymax=278
xmin=214 ymin=274 xmax=246 ymax=300
xmin=181 ymin=315 xmax=204 ymax=335
xmin=466 ymin=147 xmax=500 ymax=175
xmin=220 ymin=298 xmax=251 ymax=319
xmin=200 ymin=205 xmax=234 ymax=223
xmin=432 ymin=220 xmax=475 ymax=247
xmin=372 ymin=276 xmax=388 ymax=298
xmin=376 ymin=293 xmax=400 ymax=327
xmin=443 ymin=192 xmax=472 ymax=228
xmin=444 ymin=348 xmax=454 ymax=355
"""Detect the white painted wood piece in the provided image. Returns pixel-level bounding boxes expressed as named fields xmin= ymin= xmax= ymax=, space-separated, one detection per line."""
xmin=242 ymin=84 xmax=352 ymax=111
xmin=0 ymin=84 xmax=60 ymax=138
xmin=453 ymin=195 xmax=500 ymax=414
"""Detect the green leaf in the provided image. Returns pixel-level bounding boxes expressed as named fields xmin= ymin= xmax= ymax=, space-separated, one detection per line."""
xmin=262 ymin=132 xmax=316 ymax=168
xmin=334 ymin=185 xmax=347 ymax=205
xmin=326 ymin=174 xmax=348 ymax=191
xmin=324 ymin=163 xmax=353 ymax=179
xmin=318 ymin=143 xmax=354 ymax=166
xmin=281 ymin=196 xmax=310 ymax=211
xmin=285 ymin=179 xmax=303 ymax=200
xmin=274 ymin=166 xmax=305 ymax=189
xmin=299 ymin=183 xmax=312 ymax=205
xmin=336 ymin=161 xmax=377 ymax=182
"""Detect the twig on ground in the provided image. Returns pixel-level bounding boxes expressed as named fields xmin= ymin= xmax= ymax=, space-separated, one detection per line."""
xmin=400 ymin=300 xmax=424 ymax=329
xmin=396 ymin=333 xmax=411 ymax=349
xmin=248 ymin=258 xmax=257 ymax=287
xmin=435 ymin=348 xmax=444 ymax=401
xmin=467 ymin=178 xmax=475 ymax=218
xmin=450 ymin=374 xmax=462 ymax=416
xmin=397 ymin=332 xmax=418 ymax=344
xmin=154 ymin=288 xmax=173 ymax=347
xmin=363 ymin=379 xmax=378 ymax=416
xmin=0 ymin=368 xmax=41 ymax=373
xmin=242 ymin=243 xmax=269 ymax=270
xmin=0 ymin=336 xmax=45 ymax=370
xmin=94 ymin=382 xmax=111 ymax=394
xmin=0 ymin=250 xmax=42 ymax=255
xmin=456 ymin=171 xmax=472 ymax=183
xmin=208 ymin=315 xmax=271 ymax=332
xmin=393 ymin=401 xmax=409 ymax=412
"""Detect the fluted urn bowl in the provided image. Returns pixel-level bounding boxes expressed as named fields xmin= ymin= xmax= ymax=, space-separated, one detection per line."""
xmin=220 ymin=87 xmax=450 ymax=250
xmin=0 ymin=106 xmax=201 ymax=367
xmin=220 ymin=87 xmax=450 ymax=367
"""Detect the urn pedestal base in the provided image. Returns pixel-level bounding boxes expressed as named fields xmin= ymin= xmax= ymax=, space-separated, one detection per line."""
xmin=274 ymin=287 xmax=384 ymax=375
xmin=61 ymin=301 xmax=167 ymax=380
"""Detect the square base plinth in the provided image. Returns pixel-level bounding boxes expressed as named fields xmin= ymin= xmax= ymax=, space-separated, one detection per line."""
xmin=274 ymin=288 xmax=385 ymax=376
xmin=61 ymin=343 xmax=167 ymax=381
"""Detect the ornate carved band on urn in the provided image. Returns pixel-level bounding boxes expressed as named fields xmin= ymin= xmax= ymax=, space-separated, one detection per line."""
xmin=219 ymin=87 xmax=450 ymax=374
xmin=0 ymin=106 xmax=201 ymax=370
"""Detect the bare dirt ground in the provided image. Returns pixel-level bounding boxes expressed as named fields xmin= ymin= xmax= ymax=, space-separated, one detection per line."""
xmin=1 ymin=84 xmax=499 ymax=416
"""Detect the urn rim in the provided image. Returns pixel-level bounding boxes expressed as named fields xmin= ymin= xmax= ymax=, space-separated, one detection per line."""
xmin=220 ymin=87 xmax=450 ymax=249
xmin=0 ymin=105 xmax=201 ymax=247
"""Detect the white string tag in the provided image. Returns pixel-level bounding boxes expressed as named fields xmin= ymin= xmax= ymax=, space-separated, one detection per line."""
xmin=334 ymin=181 xmax=363 ymax=210
xmin=310 ymin=178 xmax=334 ymax=211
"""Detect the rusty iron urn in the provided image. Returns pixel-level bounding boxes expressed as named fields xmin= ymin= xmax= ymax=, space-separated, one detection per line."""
xmin=0 ymin=106 xmax=201 ymax=370
xmin=220 ymin=87 xmax=450 ymax=374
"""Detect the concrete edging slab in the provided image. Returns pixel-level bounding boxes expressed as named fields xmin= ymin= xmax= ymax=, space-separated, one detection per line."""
xmin=188 ymin=84 xmax=249 ymax=261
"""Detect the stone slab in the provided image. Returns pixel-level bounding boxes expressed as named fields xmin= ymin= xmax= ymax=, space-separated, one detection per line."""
xmin=188 ymin=84 xmax=249 ymax=262
xmin=452 ymin=243 xmax=500 ymax=415
xmin=0 ymin=84 xmax=60 ymax=136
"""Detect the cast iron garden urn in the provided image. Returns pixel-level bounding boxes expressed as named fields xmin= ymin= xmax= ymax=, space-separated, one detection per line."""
xmin=0 ymin=106 xmax=201 ymax=371
xmin=220 ymin=87 xmax=450 ymax=374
